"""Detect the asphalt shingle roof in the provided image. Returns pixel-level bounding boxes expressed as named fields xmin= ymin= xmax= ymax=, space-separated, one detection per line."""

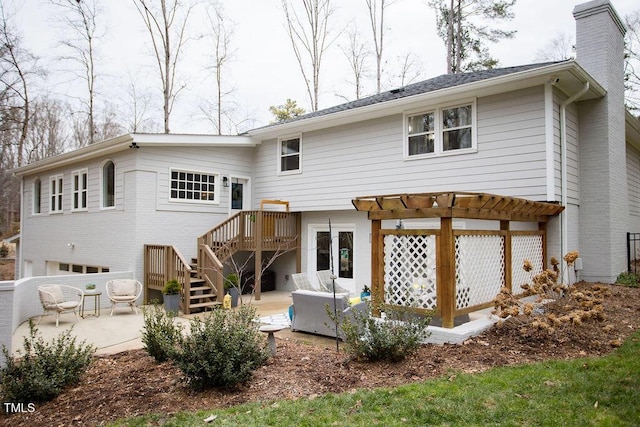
xmin=253 ymin=61 xmax=566 ymax=131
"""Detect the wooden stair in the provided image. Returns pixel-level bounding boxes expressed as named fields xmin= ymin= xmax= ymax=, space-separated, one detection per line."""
xmin=186 ymin=258 xmax=221 ymax=313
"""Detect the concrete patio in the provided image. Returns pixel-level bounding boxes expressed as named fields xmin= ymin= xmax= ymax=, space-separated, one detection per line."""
xmin=11 ymin=289 xmax=500 ymax=357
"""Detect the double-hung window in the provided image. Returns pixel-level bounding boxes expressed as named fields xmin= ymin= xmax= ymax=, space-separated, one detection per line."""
xmin=278 ymin=135 xmax=301 ymax=174
xmin=33 ymin=178 xmax=42 ymax=214
xmin=50 ymin=174 xmax=63 ymax=213
xmin=406 ymin=100 xmax=476 ymax=158
xmin=170 ymin=169 xmax=218 ymax=202
xmin=72 ymin=169 xmax=88 ymax=211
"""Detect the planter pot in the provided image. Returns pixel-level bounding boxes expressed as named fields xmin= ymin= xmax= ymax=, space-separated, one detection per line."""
xmin=163 ymin=294 xmax=181 ymax=314
xmin=360 ymin=292 xmax=371 ymax=300
xmin=228 ymin=287 xmax=240 ymax=307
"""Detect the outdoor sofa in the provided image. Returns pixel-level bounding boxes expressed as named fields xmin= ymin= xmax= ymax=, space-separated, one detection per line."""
xmin=291 ymin=289 xmax=368 ymax=338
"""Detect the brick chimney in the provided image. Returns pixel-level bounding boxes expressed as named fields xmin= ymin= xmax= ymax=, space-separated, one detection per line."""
xmin=573 ymin=0 xmax=627 ymax=282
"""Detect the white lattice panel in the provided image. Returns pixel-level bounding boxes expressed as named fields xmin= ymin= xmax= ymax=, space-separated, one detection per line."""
xmin=455 ymin=235 xmax=505 ymax=309
xmin=511 ymin=234 xmax=544 ymax=294
xmin=383 ymin=234 xmax=437 ymax=310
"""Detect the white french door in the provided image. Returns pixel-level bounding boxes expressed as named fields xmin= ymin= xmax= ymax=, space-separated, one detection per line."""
xmin=308 ymin=224 xmax=355 ymax=292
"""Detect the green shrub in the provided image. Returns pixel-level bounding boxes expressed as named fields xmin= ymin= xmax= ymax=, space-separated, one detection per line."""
xmin=0 ymin=244 xmax=8 ymax=258
xmin=224 ymin=273 xmax=240 ymax=290
xmin=141 ymin=303 xmax=182 ymax=363
xmin=333 ymin=301 xmax=431 ymax=362
xmin=171 ymin=305 xmax=268 ymax=389
xmin=0 ymin=321 xmax=95 ymax=403
xmin=162 ymin=279 xmax=181 ymax=295
xmin=616 ymin=271 xmax=639 ymax=288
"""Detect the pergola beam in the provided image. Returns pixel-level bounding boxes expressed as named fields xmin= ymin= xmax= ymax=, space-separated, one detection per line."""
xmin=353 ymin=192 xmax=564 ymax=222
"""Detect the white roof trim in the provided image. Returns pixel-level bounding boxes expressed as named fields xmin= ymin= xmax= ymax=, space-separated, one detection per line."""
xmin=12 ymin=133 xmax=256 ymax=176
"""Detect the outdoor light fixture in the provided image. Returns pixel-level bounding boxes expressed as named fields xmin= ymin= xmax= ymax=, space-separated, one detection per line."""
xmin=67 ymin=243 xmax=75 ymax=249
xmin=129 ymin=142 xmax=140 ymax=149
xmin=223 ymin=176 xmax=229 ymax=187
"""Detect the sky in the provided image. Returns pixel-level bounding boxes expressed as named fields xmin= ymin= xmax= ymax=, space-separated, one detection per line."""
xmin=7 ymin=0 xmax=640 ymax=134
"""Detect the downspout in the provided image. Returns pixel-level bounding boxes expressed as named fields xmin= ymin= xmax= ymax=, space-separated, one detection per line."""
xmin=559 ymin=82 xmax=589 ymax=282
xmin=17 ymin=178 xmax=24 ymax=279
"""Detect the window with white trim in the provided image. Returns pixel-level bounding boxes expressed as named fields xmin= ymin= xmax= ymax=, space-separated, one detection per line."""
xmin=49 ymin=174 xmax=63 ymax=213
xmin=170 ymin=169 xmax=218 ymax=202
xmin=33 ymin=178 xmax=41 ymax=214
xmin=278 ymin=135 xmax=301 ymax=173
xmin=102 ymin=160 xmax=115 ymax=208
xmin=406 ymin=101 xmax=476 ymax=158
xmin=72 ymin=169 xmax=88 ymax=211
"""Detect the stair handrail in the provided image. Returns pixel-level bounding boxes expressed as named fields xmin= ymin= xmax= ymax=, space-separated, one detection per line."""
xmin=198 ymin=243 xmax=224 ymax=302
xmin=143 ymin=244 xmax=192 ymax=313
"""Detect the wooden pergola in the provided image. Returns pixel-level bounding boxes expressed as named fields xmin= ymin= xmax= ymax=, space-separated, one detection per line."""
xmin=352 ymin=192 xmax=565 ymax=328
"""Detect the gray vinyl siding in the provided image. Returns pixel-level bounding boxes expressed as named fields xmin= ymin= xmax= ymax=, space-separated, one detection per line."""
xmin=552 ymin=89 xmax=580 ymax=204
xmin=253 ymin=86 xmax=548 ymax=210
xmin=627 ymin=144 xmax=640 ymax=231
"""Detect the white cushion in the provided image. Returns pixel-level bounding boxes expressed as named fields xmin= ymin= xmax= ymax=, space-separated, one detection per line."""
xmin=40 ymin=285 xmax=64 ymax=306
xmin=110 ymin=280 xmax=137 ymax=296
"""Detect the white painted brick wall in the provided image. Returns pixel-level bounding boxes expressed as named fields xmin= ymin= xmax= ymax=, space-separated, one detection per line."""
xmin=574 ymin=0 xmax=628 ymax=282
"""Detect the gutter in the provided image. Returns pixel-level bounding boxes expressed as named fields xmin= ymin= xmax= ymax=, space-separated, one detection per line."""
xmin=559 ymin=82 xmax=590 ymax=280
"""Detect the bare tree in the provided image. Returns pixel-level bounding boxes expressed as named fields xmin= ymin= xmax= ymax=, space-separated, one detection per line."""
xmin=365 ymin=0 xmax=395 ymax=94
xmin=625 ymin=10 xmax=640 ymax=113
xmin=120 ymin=72 xmax=158 ymax=133
xmin=394 ymin=52 xmax=423 ymax=87
xmin=339 ymin=25 xmax=368 ymax=100
xmin=0 ymin=2 xmax=39 ymax=167
xmin=50 ymin=0 xmax=102 ymax=145
xmin=429 ymin=0 xmax=516 ymax=74
xmin=133 ymin=0 xmax=194 ymax=133
xmin=534 ymin=32 xmax=574 ymax=62
xmin=282 ymin=0 xmax=337 ymax=112
xmin=0 ymin=2 xmax=41 ymax=235
xmin=25 ymin=95 xmax=69 ymax=164
xmin=200 ymin=2 xmax=234 ymax=135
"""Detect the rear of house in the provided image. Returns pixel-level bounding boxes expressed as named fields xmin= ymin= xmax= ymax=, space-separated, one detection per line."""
xmin=12 ymin=0 xmax=640 ymax=299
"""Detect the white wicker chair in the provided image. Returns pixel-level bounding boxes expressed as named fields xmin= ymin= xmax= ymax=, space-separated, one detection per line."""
xmin=37 ymin=284 xmax=84 ymax=327
xmin=106 ymin=279 xmax=142 ymax=316
xmin=316 ymin=270 xmax=350 ymax=294
xmin=291 ymin=273 xmax=318 ymax=291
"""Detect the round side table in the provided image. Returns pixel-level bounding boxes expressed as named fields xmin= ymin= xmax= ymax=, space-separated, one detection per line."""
xmin=81 ymin=290 xmax=102 ymax=318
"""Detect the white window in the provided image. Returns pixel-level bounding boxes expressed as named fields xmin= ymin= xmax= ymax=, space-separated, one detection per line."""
xmin=278 ymin=135 xmax=301 ymax=174
xmin=170 ymin=169 xmax=218 ymax=202
xmin=33 ymin=178 xmax=41 ymax=214
xmin=72 ymin=169 xmax=88 ymax=211
xmin=405 ymin=100 xmax=476 ymax=158
xmin=49 ymin=174 xmax=63 ymax=213
xmin=102 ymin=160 xmax=115 ymax=208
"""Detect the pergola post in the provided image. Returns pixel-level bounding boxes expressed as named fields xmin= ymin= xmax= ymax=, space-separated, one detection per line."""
xmin=371 ymin=219 xmax=382 ymax=316
xmin=439 ymin=217 xmax=455 ymax=328
xmin=501 ymin=220 xmax=512 ymax=292
xmin=539 ymin=222 xmax=547 ymax=268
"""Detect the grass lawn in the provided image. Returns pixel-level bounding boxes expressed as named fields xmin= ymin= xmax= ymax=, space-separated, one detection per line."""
xmin=112 ymin=330 xmax=640 ymax=427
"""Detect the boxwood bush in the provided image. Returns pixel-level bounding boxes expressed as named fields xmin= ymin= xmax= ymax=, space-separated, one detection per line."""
xmin=171 ymin=305 xmax=269 ymax=389
xmin=0 ymin=321 xmax=95 ymax=403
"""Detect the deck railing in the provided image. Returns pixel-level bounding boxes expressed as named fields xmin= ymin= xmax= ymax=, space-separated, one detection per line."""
xmin=197 ymin=210 xmax=300 ymax=299
xmin=143 ymin=244 xmax=192 ymax=312
xmin=198 ymin=210 xmax=299 ymax=260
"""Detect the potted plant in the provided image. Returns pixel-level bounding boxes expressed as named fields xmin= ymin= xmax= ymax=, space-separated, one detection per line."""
xmin=361 ymin=284 xmax=371 ymax=300
xmin=163 ymin=279 xmax=182 ymax=314
xmin=224 ymin=273 xmax=241 ymax=307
